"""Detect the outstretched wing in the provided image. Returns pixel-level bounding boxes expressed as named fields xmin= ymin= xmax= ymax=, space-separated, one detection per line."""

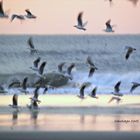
xmin=28 ymin=37 xmax=35 ymax=49
xmin=77 ymin=12 xmax=83 ymax=26
xmin=39 ymin=61 xmax=46 ymax=75
xmin=25 ymin=9 xmax=32 ymax=16
xmin=34 ymin=57 xmax=41 ymax=68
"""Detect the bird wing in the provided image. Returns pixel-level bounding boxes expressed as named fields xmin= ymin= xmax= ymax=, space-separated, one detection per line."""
xmin=114 ymin=81 xmax=121 ymax=93
xmin=39 ymin=62 xmax=46 ymax=75
xmin=125 ymin=49 xmax=132 ymax=60
xmin=34 ymin=86 xmax=40 ymax=99
xmin=0 ymin=0 xmax=4 ymax=15
xmin=91 ymin=87 xmax=97 ymax=96
xmin=25 ymin=9 xmax=32 ymax=16
xmin=88 ymin=67 xmax=95 ymax=77
xmin=58 ymin=62 xmax=65 ymax=73
xmin=11 ymin=14 xmax=17 ymax=22
xmin=28 ymin=37 xmax=35 ymax=49
xmin=67 ymin=63 xmax=75 ymax=75
xmin=86 ymin=56 xmax=95 ymax=67
xmin=34 ymin=57 xmax=41 ymax=68
xmin=106 ymin=19 xmax=112 ymax=29
xmin=8 ymin=81 xmax=20 ymax=88
xmin=77 ymin=12 xmax=83 ymax=26
xmin=22 ymin=77 xmax=28 ymax=90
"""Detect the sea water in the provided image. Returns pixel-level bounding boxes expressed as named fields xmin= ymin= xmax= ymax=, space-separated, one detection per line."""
xmin=0 ymin=35 xmax=140 ymax=94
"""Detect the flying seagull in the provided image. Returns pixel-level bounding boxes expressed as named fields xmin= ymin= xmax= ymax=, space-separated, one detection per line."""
xmin=25 ymin=9 xmax=36 ymax=19
xmin=30 ymin=57 xmax=41 ymax=71
xmin=111 ymin=81 xmax=123 ymax=96
xmin=28 ymin=86 xmax=41 ymax=109
xmin=0 ymin=0 xmax=8 ymax=18
xmin=58 ymin=62 xmax=65 ymax=73
xmin=104 ymin=19 xmax=115 ymax=32
xmin=125 ymin=46 xmax=136 ymax=60
xmin=78 ymin=82 xmax=91 ymax=99
xmin=130 ymin=82 xmax=140 ymax=93
xmin=11 ymin=14 xmax=25 ymax=22
xmin=74 ymin=12 xmax=88 ymax=31
xmin=89 ymin=86 xmax=99 ymax=99
xmin=27 ymin=37 xmax=38 ymax=55
xmin=9 ymin=94 xmax=19 ymax=109
xmin=20 ymin=77 xmax=28 ymax=94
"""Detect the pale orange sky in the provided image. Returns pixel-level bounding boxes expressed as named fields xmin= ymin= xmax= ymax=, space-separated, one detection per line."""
xmin=0 ymin=0 xmax=140 ymax=34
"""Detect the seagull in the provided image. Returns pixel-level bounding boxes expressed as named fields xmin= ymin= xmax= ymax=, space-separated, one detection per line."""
xmin=125 ymin=46 xmax=136 ymax=60
xmin=27 ymin=37 xmax=38 ymax=55
xmin=11 ymin=14 xmax=25 ymax=22
xmin=9 ymin=94 xmax=19 ymax=109
xmin=38 ymin=61 xmax=46 ymax=76
xmin=58 ymin=62 xmax=65 ymax=73
xmin=28 ymin=86 xmax=41 ymax=109
xmin=108 ymin=96 xmax=122 ymax=104
xmin=104 ymin=19 xmax=115 ymax=32
xmin=88 ymin=66 xmax=98 ymax=77
xmin=86 ymin=56 xmax=96 ymax=67
xmin=111 ymin=81 xmax=123 ymax=96
xmin=78 ymin=82 xmax=91 ymax=99
xmin=130 ymin=82 xmax=140 ymax=93
xmin=89 ymin=86 xmax=99 ymax=99
xmin=8 ymin=81 xmax=21 ymax=89
xmin=25 ymin=9 xmax=36 ymax=19
xmin=30 ymin=57 xmax=41 ymax=71
xmin=74 ymin=12 xmax=88 ymax=31
xmin=0 ymin=0 xmax=8 ymax=18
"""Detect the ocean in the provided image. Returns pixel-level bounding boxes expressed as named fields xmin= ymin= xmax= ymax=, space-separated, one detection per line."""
xmin=0 ymin=34 xmax=140 ymax=94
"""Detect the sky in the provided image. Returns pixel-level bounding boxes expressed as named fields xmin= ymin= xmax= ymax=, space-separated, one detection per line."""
xmin=0 ymin=0 xmax=140 ymax=34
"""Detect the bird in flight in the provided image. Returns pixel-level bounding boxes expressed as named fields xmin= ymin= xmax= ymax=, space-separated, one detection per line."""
xmin=104 ymin=19 xmax=115 ymax=32
xmin=25 ymin=9 xmax=36 ymax=19
xmin=125 ymin=46 xmax=136 ymax=60
xmin=74 ymin=12 xmax=88 ymax=31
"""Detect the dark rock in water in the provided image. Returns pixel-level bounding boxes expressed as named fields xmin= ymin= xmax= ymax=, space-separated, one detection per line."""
xmin=44 ymin=72 xmax=69 ymax=87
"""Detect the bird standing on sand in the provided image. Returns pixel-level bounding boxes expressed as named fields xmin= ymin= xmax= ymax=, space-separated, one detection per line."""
xmin=130 ymin=82 xmax=140 ymax=93
xmin=9 ymin=94 xmax=19 ymax=109
xmin=74 ymin=12 xmax=88 ymax=31
xmin=104 ymin=19 xmax=115 ymax=32
xmin=0 ymin=0 xmax=8 ymax=18
xmin=89 ymin=86 xmax=99 ymax=99
xmin=78 ymin=82 xmax=91 ymax=99
xmin=30 ymin=57 xmax=41 ymax=71
xmin=27 ymin=37 xmax=38 ymax=55
xmin=25 ymin=9 xmax=36 ymax=19
xmin=125 ymin=46 xmax=136 ymax=60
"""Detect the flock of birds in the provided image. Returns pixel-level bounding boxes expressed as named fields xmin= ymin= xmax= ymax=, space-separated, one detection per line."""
xmin=0 ymin=0 xmax=139 ymax=110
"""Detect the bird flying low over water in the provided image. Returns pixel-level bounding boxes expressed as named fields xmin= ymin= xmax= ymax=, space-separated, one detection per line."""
xmin=27 ymin=37 xmax=38 ymax=55
xmin=25 ymin=9 xmax=36 ymax=19
xmin=74 ymin=12 xmax=88 ymax=31
xmin=89 ymin=86 xmax=99 ymax=99
xmin=125 ymin=46 xmax=136 ymax=60
xmin=130 ymin=82 xmax=140 ymax=93
xmin=111 ymin=81 xmax=123 ymax=96
xmin=9 ymin=94 xmax=19 ymax=109
xmin=104 ymin=19 xmax=115 ymax=32
xmin=0 ymin=0 xmax=8 ymax=18
xmin=11 ymin=14 xmax=25 ymax=22
xmin=30 ymin=57 xmax=41 ymax=71
xmin=78 ymin=82 xmax=91 ymax=99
